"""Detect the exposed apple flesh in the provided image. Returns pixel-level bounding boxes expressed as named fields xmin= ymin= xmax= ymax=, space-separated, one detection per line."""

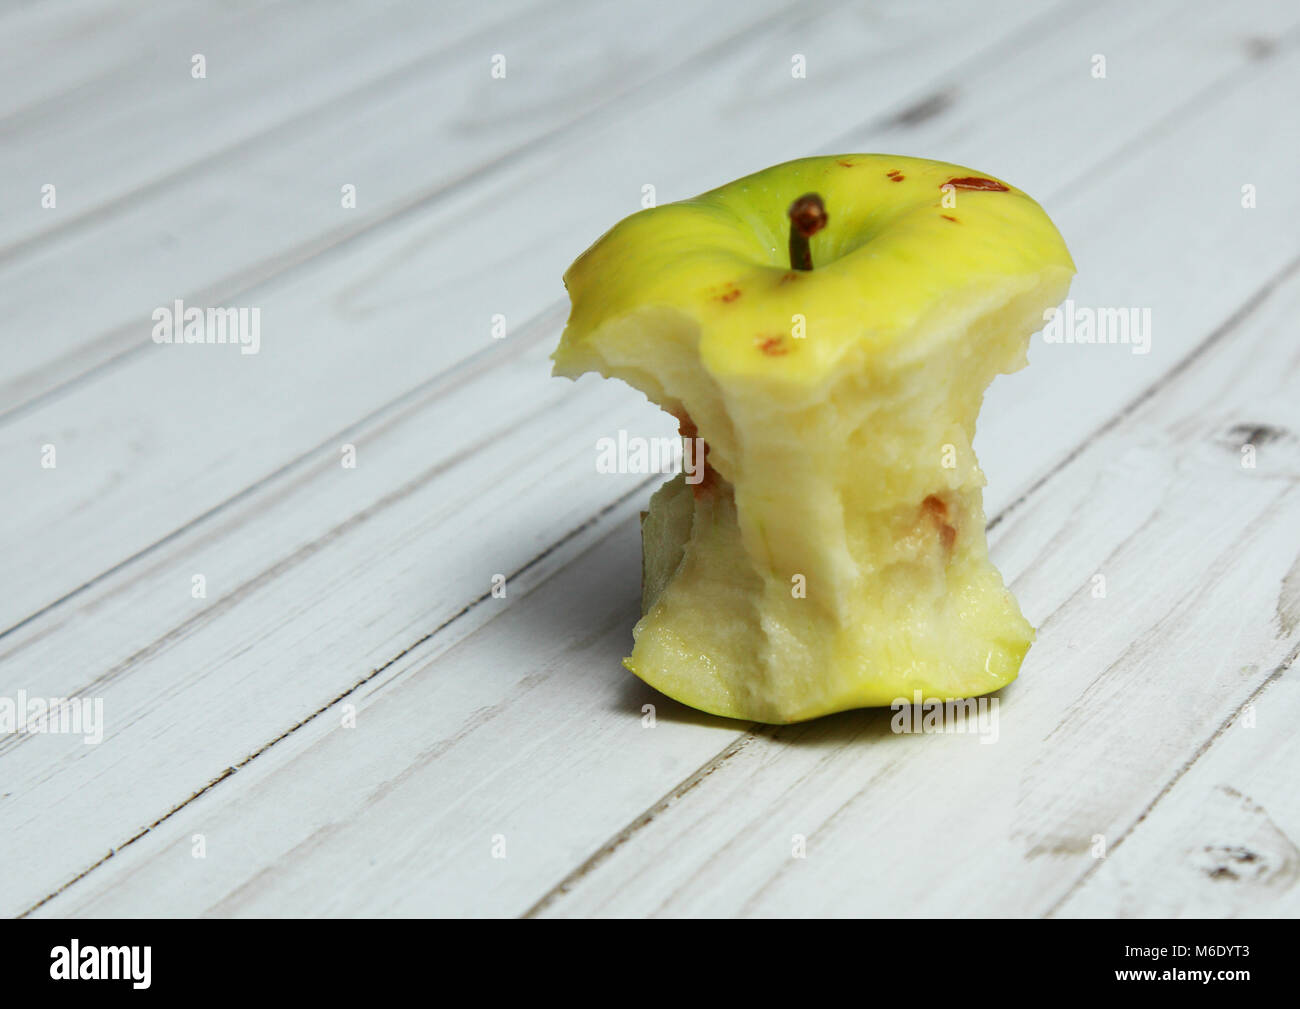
xmin=554 ymin=155 xmax=1074 ymax=722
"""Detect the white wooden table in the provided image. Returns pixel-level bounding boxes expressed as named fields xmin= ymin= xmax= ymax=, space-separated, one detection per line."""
xmin=2 ymin=0 xmax=1297 ymax=918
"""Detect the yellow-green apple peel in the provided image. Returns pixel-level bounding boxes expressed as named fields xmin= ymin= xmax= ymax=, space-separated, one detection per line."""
xmin=552 ymin=155 xmax=1074 ymax=722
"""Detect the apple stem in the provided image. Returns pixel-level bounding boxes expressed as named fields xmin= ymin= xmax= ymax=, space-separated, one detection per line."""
xmin=787 ymin=193 xmax=828 ymax=271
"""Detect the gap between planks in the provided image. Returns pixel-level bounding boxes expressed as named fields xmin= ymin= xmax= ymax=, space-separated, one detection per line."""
xmin=1042 ymin=646 xmax=1299 ymax=917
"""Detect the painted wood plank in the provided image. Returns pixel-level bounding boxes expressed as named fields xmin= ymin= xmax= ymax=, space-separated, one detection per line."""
xmin=0 ymin=0 xmax=538 ymax=249
xmin=1052 ymin=624 xmax=1300 ymax=917
xmin=0 ymin=0 xmax=1075 ymax=631
xmin=0 ymin=1 xmax=179 ymax=119
xmin=0 ymin=0 xmax=791 ymax=412
xmin=11 ymin=10 xmax=1298 ymax=915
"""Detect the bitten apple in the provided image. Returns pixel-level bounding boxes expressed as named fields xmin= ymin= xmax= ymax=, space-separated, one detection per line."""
xmin=553 ymin=154 xmax=1074 ymax=723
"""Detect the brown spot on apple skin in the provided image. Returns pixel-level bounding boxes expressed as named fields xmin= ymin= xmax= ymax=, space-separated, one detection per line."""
xmin=890 ymin=175 xmax=905 ymax=182
xmin=943 ymin=176 xmax=1008 ymax=192
xmin=757 ymin=335 xmax=788 ymax=356
xmin=719 ymin=287 xmax=741 ymax=303
xmin=941 ymin=214 xmax=959 ymax=223
xmin=778 ymin=271 xmax=800 ymax=285
xmin=838 ymin=160 xmax=855 ymax=167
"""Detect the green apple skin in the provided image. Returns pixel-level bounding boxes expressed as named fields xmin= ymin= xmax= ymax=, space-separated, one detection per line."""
xmin=554 ymin=154 xmax=1074 ymax=723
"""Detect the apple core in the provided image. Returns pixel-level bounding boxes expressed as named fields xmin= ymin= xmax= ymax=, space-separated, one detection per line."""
xmin=553 ymin=154 xmax=1075 ymax=722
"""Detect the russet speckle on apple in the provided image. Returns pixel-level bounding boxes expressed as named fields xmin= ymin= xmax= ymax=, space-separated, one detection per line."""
xmin=552 ymin=154 xmax=1075 ymax=723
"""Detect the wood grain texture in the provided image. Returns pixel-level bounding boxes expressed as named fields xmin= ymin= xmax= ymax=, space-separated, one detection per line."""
xmin=2 ymin=0 xmax=1296 ymax=918
xmin=1056 ymin=672 xmax=1300 ymax=918
xmin=0 ymin=0 xmax=536 ymax=251
xmin=0 ymin=0 xmax=789 ymax=411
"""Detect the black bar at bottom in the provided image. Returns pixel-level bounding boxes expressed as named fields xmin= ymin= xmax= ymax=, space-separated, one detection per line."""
xmin=0 ymin=919 xmax=1277 ymax=995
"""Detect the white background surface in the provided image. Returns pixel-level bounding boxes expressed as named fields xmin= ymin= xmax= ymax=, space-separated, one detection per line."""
xmin=1 ymin=0 xmax=1298 ymax=917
